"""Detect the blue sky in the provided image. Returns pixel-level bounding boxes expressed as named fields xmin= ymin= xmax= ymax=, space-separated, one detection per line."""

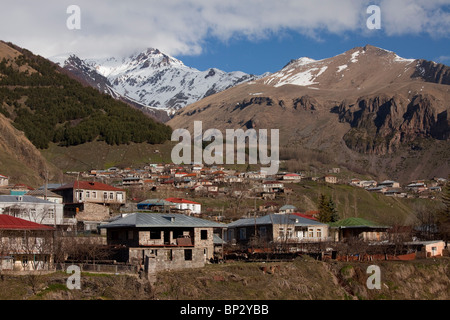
xmin=1 ymin=1 xmax=449 ymax=75
xmin=178 ymin=33 xmax=450 ymax=75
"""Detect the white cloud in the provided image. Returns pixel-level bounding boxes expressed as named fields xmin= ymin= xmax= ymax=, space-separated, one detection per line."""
xmin=0 ymin=0 xmax=448 ymax=59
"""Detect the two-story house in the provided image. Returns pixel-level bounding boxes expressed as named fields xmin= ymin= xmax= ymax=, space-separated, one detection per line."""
xmin=99 ymin=213 xmax=225 ymax=273
xmin=53 ymin=181 xmax=126 ymax=232
xmin=0 ymin=195 xmax=64 ymax=228
xmin=0 ymin=214 xmax=55 ymax=271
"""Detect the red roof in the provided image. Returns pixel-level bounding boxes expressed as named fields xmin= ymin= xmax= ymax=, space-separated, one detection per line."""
xmin=55 ymin=181 xmax=125 ymax=192
xmin=0 ymin=215 xmax=55 ymax=231
xmin=292 ymin=212 xmax=318 ymax=221
xmin=166 ymin=197 xmax=201 ymax=205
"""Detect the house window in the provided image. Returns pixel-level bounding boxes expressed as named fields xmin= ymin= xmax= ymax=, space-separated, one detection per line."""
xmin=260 ymin=226 xmax=267 ymax=238
xmin=316 ymin=229 xmax=322 ymax=238
xmin=127 ymin=231 xmax=134 ymax=240
xmin=308 ymin=228 xmax=314 ymax=238
xmin=92 ymin=192 xmax=97 ymax=199
xmin=287 ymin=228 xmax=293 ymax=238
xmin=201 ymin=230 xmax=208 ymax=240
xmin=109 ymin=193 xmax=114 ymax=200
xmin=279 ymin=227 xmax=285 ymax=239
xmin=48 ymin=209 xmax=54 ymax=219
xmin=184 ymin=249 xmax=192 ymax=261
xmin=103 ymin=192 xmax=108 ymax=200
xmin=150 ymin=231 xmax=161 ymax=239
xmin=239 ymin=228 xmax=246 ymax=240
xmin=86 ymin=191 xmax=90 ymax=198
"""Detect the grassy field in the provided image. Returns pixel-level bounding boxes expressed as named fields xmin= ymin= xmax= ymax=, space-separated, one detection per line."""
xmin=1 ymin=257 xmax=448 ymax=300
xmin=41 ymin=140 xmax=176 ymax=173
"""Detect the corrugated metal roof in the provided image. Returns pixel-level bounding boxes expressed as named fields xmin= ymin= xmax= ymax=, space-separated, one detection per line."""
xmin=227 ymin=214 xmax=326 ymax=228
xmin=99 ymin=212 xmax=225 ymax=229
xmin=328 ymin=217 xmax=390 ymax=229
xmin=0 ymin=195 xmax=54 ymax=204
xmin=0 ymin=215 xmax=55 ymax=231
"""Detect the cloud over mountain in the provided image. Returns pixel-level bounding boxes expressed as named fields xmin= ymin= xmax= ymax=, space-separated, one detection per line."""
xmin=1 ymin=1 xmax=449 ymax=60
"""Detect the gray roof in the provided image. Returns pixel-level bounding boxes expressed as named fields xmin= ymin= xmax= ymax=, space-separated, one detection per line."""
xmin=227 ymin=214 xmax=326 ymax=228
xmin=25 ymin=190 xmax=62 ymax=198
xmin=0 ymin=195 xmax=55 ymax=205
xmin=138 ymin=199 xmax=173 ymax=206
xmin=99 ymin=212 xmax=226 ymax=229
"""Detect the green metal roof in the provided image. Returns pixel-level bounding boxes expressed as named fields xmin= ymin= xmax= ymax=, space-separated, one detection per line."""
xmin=328 ymin=217 xmax=389 ymax=229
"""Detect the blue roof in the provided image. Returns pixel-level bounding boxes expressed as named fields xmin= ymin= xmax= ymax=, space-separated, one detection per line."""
xmin=99 ymin=212 xmax=225 ymax=229
xmin=227 ymin=214 xmax=326 ymax=228
xmin=0 ymin=195 xmax=54 ymax=204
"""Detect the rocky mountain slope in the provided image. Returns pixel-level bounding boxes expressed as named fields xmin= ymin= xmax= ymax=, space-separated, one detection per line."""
xmin=52 ymin=49 xmax=260 ymax=118
xmin=169 ymin=45 xmax=450 ymax=182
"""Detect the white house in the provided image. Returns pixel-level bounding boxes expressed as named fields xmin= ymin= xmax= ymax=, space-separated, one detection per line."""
xmin=0 ymin=195 xmax=64 ymax=227
xmin=166 ymin=198 xmax=202 ymax=215
xmin=0 ymin=174 xmax=9 ymax=187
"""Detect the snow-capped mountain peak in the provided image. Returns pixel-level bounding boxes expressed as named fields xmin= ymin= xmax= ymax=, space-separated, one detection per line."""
xmin=52 ymin=48 xmax=260 ymax=113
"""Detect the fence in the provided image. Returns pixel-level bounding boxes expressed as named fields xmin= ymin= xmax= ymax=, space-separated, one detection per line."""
xmin=56 ymin=263 xmax=138 ymax=275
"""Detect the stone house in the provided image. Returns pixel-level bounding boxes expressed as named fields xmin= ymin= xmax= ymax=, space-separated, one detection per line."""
xmin=53 ymin=181 xmax=127 ymax=232
xmin=226 ymin=214 xmax=329 ymax=246
xmin=98 ymin=213 xmax=225 ymax=272
xmin=328 ymin=217 xmax=390 ymax=242
xmin=53 ymin=181 xmax=126 ymax=206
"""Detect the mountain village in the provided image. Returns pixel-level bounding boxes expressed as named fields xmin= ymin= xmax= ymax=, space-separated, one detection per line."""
xmin=0 ymin=162 xmax=447 ymax=277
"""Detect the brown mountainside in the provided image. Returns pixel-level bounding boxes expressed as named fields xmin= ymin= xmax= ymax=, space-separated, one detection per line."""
xmin=169 ymin=45 xmax=450 ymax=183
xmin=0 ymin=113 xmax=62 ymax=186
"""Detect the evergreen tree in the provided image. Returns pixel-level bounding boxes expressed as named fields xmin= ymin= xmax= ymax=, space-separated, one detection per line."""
xmin=318 ymin=194 xmax=339 ymax=223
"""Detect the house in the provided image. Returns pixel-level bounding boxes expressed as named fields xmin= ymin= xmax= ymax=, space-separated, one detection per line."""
xmin=359 ymin=180 xmax=377 ymax=188
xmin=53 ymin=181 xmax=126 ymax=206
xmin=324 ymin=175 xmax=337 ymax=184
xmin=406 ymin=182 xmax=428 ymax=193
xmin=328 ymin=217 xmax=390 ymax=242
xmin=10 ymin=184 xmax=34 ymax=196
xmin=378 ymin=180 xmax=401 ymax=188
xmin=226 ymin=214 xmax=329 ymax=246
xmin=53 ymin=181 xmax=127 ymax=232
xmin=0 ymin=195 xmax=65 ymax=228
xmin=279 ymin=204 xmax=297 ymax=214
xmin=137 ymin=199 xmax=175 ymax=212
xmin=98 ymin=213 xmax=225 ymax=272
xmin=122 ymin=177 xmax=144 ymax=187
xmin=25 ymin=189 xmax=63 ymax=204
xmin=165 ymin=198 xmax=202 ymax=215
xmin=0 ymin=174 xmax=9 ymax=188
xmin=0 ymin=215 xmax=55 ymax=271
xmin=261 ymin=181 xmax=284 ymax=193
xmin=283 ymin=173 xmax=302 ymax=182
xmin=405 ymin=240 xmax=446 ymax=258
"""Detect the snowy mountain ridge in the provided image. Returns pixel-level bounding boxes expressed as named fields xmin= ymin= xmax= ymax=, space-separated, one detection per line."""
xmin=52 ymin=48 xmax=260 ymax=114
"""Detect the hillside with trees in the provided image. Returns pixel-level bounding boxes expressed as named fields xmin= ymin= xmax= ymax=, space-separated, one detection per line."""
xmin=0 ymin=41 xmax=172 ymax=150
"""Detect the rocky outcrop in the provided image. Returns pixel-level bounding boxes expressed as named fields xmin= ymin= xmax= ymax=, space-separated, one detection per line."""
xmin=412 ymin=60 xmax=450 ymax=85
xmin=339 ymin=94 xmax=449 ymax=154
